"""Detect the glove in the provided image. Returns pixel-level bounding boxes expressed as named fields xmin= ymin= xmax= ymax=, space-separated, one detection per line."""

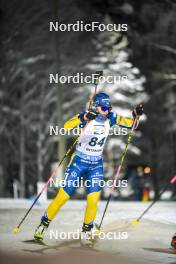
xmin=132 ymin=104 xmax=144 ymax=117
xmin=85 ymin=111 xmax=98 ymax=120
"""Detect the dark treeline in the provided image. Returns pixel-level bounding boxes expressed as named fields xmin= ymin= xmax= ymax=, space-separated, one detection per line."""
xmin=0 ymin=0 xmax=176 ymax=199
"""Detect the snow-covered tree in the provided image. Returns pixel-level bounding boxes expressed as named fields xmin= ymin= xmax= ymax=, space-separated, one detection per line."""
xmin=86 ymin=17 xmax=148 ymax=165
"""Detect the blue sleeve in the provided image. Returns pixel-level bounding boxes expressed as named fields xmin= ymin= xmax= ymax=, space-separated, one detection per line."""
xmin=108 ymin=111 xmax=117 ymax=128
xmin=78 ymin=111 xmax=87 ymax=128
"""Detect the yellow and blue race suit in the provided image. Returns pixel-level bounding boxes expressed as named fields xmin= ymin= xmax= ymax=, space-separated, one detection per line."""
xmin=47 ymin=111 xmax=138 ymax=225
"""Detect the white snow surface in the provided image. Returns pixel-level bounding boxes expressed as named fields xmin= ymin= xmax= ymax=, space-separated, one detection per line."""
xmin=0 ymin=199 xmax=175 ymax=264
xmin=0 ymin=199 xmax=175 ymax=224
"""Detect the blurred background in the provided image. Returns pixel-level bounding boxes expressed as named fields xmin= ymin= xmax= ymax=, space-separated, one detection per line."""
xmin=0 ymin=0 xmax=176 ymax=202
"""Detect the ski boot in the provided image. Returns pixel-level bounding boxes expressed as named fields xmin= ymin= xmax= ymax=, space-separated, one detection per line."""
xmin=171 ymin=233 xmax=176 ymax=249
xmin=34 ymin=213 xmax=51 ymax=241
xmin=80 ymin=223 xmax=94 ymax=246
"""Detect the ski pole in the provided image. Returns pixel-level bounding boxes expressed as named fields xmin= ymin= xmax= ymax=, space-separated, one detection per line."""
xmin=131 ymin=175 xmax=176 ymax=225
xmin=13 ymin=71 xmax=103 ymax=233
xmin=13 ymin=137 xmax=79 ymax=233
xmin=97 ymin=116 xmax=139 ymax=231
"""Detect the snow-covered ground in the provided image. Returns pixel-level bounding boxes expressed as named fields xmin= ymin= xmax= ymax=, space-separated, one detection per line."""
xmin=0 ymin=199 xmax=175 ymax=264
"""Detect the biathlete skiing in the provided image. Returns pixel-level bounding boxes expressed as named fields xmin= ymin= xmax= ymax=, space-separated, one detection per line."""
xmin=34 ymin=92 xmax=144 ymax=244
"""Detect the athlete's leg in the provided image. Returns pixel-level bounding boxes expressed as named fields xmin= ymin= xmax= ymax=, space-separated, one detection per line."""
xmin=84 ymin=191 xmax=101 ymax=225
xmin=47 ymin=187 xmax=70 ymax=220
xmin=34 ymin=155 xmax=86 ymax=240
xmin=83 ymin=159 xmax=103 ymax=229
xmin=81 ymin=160 xmax=103 ymax=245
xmin=47 ymin=154 xmax=79 ymax=220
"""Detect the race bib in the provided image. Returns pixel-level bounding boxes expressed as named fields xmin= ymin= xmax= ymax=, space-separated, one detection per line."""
xmin=76 ymin=119 xmax=110 ymax=156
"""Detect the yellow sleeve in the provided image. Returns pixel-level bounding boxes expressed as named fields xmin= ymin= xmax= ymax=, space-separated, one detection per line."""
xmin=117 ymin=115 xmax=139 ymax=129
xmin=64 ymin=114 xmax=81 ymax=130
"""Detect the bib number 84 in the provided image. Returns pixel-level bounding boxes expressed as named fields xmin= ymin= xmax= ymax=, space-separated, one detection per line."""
xmin=88 ymin=137 xmax=106 ymax=147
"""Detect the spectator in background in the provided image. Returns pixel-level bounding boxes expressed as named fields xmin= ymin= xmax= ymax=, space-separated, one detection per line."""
xmin=130 ymin=166 xmax=144 ymax=201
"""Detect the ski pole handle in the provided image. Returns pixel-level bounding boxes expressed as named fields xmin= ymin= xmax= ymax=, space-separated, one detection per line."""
xmin=88 ymin=71 xmax=103 ymax=111
xmin=94 ymin=71 xmax=103 ymax=85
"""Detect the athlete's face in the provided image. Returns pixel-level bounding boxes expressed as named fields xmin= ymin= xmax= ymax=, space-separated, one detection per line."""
xmin=97 ymin=106 xmax=109 ymax=116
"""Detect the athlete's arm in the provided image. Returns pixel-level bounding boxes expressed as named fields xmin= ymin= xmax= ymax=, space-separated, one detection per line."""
xmin=64 ymin=110 xmax=98 ymax=130
xmin=116 ymin=115 xmax=139 ymax=129
xmin=109 ymin=105 xmax=143 ymax=129
xmin=64 ymin=114 xmax=82 ymax=130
